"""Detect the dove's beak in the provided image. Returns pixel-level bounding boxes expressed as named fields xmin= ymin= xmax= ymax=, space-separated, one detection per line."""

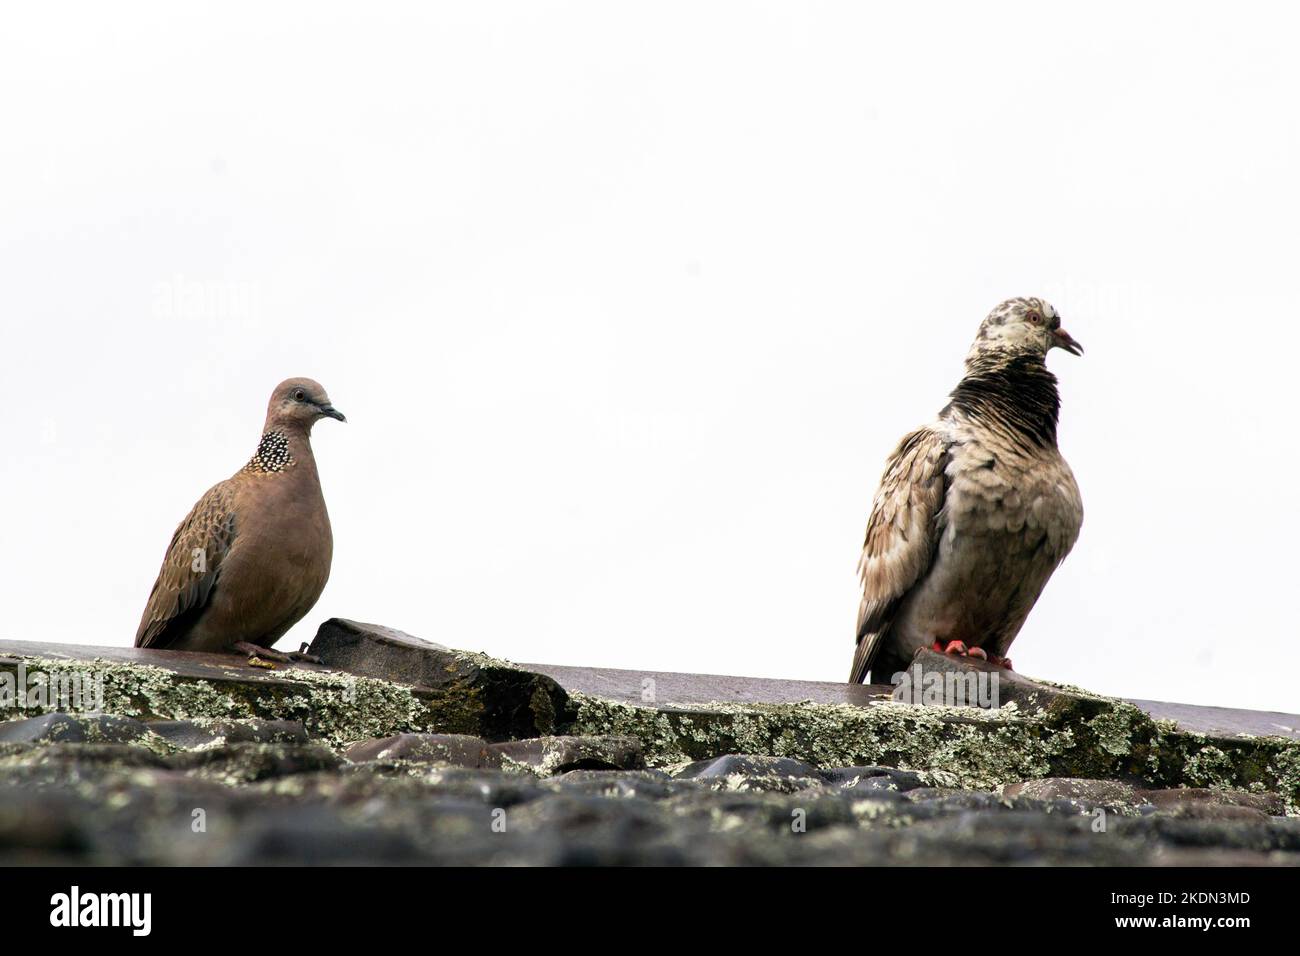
xmin=1052 ymin=328 xmax=1084 ymax=356
xmin=317 ymin=404 xmax=347 ymax=422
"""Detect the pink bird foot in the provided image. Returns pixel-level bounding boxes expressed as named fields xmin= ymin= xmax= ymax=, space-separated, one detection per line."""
xmin=929 ymin=639 xmax=970 ymax=656
xmin=930 ymin=639 xmax=1001 ymax=664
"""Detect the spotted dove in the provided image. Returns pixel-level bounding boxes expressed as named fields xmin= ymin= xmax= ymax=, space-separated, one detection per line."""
xmin=134 ymin=378 xmax=345 ymax=660
xmin=850 ymin=298 xmax=1084 ymax=684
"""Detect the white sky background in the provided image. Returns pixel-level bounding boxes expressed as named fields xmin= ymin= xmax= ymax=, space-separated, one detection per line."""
xmin=2 ymin=2 xmax=1297 ymax=713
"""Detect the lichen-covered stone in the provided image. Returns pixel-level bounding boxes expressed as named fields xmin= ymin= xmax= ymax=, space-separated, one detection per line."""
xmin=1 ymin=655 xmax=447 ymax=750
xmin=2 ymin=743 xmax=1299 ymax=865
xmin=147 ymin=719 xmax=309 ymax=750
xmin=2 ymin=636 xmax=1297 ymax=864
xmin=673 ymin=754 xmax=826 ymax=792
xmin=307 ymin=619 xmax=569 ymax=740
xmin=568 ymin=695 xmax=1066 ymax=787
xmin=345 ymin=733 xmax=501 ymax=768
xmin=1002 ymin=777 xmax=1143 ymax=809
xmin=567 ymin=690 xmax=1300 ymax=812
xmin=0 ymin=741 xmax=170 ymax=776
xmin=820 ymin=766 xmax=928 ymax=792
xmin=541 ymin=769 xmax=684 ymax=800
xmin=0 ymin=713 xmax=158 ymax=748
xmin=489 ymin=735 xmax=644 ymax=775
xmin=1137 ymin=787 xmax=1284 ymax=817
xmin=165 ymin=743 xmax=342 ymax=785
xmin=0 ymin=713 xmax=91 ymax=744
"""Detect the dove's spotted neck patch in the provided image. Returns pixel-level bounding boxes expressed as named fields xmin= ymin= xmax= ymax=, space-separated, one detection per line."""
xmin=244 ymin=430 xmax=294 ymax=473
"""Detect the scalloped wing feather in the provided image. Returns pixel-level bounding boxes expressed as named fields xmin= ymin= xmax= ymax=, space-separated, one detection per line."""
xmin=850 ymin=427 xmax=949 ymax=682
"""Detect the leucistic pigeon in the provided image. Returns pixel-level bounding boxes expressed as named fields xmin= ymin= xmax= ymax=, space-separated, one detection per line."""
xmin=850 ymin=298 xmax=1083 ymax=685
xmin=135 ymin=378 xmax=345 ymax=661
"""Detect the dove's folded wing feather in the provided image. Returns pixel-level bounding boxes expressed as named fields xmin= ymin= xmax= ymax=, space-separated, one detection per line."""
xmin=850 ymin=427 xmax=949 ymax=683
xmin=135 ymin=482 xmax=238 ymax=649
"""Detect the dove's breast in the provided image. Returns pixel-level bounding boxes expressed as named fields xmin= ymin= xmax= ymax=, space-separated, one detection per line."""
xmin=892 ymin=423 xmax=1083 ymax=659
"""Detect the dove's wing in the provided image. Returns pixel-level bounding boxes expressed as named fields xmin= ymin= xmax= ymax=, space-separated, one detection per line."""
xmin=850 ymin=427 xmax=950 ymax=683
xmin=134 ymin=481 xmax=238 ymax=649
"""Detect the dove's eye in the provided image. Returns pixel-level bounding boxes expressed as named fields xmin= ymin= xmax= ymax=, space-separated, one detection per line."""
xmin=1026 ymin=311 xmax=1042 ymax=325
xmin=294 ymin=388 xmax=306 ymax=401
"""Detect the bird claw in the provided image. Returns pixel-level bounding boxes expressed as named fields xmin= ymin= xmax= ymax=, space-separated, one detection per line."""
xmin=230 ymin=641 xmax=308 ymax=665
xmin=231 ymin=640 xmax=282 ymax=661
xmin=288 ymin=644 xmax=323 ymax=665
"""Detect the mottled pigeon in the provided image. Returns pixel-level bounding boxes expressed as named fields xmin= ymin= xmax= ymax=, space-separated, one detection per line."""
xmin=850 ymin=298 xmax=1083 ymax=684
xmin=135 ymin=378 xmax=345 ymax=660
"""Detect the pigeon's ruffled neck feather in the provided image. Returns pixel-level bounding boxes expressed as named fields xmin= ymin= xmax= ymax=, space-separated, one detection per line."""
xmin=944 ymin=352 xmax=1062 ymax=448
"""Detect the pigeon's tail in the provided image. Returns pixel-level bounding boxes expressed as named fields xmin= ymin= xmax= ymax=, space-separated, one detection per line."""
xmin=849 ymin=627 xmax=884 ymax=684
xmin=848 ymin=644 xmax=868 ymax=684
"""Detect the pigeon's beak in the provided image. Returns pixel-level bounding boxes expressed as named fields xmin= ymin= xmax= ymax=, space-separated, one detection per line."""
xmin=1052 ymin=328 xmax=1084 ymax=356
xmin=318 ymin=404 xmax=347 ymax=422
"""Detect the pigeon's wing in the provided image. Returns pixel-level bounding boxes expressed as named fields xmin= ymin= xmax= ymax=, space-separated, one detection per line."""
xmin=134 ymin=482 xmax=238 ymax=649
xmin=850 ymin=427 xmax=950 ymax=683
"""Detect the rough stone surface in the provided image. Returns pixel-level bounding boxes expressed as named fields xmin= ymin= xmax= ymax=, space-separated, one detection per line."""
xmin=149 ymin=719 xmax=309 ymax=749
xmin=165 ymin=743 xmax=342 ymax=785
xmin=818 ymin=765 xmax=929 ymax=793
xmin=674 ymin=754 xmax=827 ymax=792
xmin=1137 ymin=787 xmax=1284 ymax=819
xmin=566 ymin=687 xmax=1300 ymax=812
xmin=1 ymin=738 xmax=1296 ymax=865
xmin=489 ymin=735 xmax=644 ymax=775
xmin=345 ymin=733 xmax=501 ymax=768
xmin=903 ymin=648 xmax=1096 ymax=712
xmin=306 ymin=619 xmax=569 ymax=740
xmin=0 ymin=653 xmax=438 ymax=750
xmin=0 ymin=713 xmax=312 ymax=754
xmin=0 ymin=713 xmax=152 ymax=746
xmin=1003 ymin=777 xmax=1145 ymax=808
xmin=2 ymin=633 xmax=1299 ymax=865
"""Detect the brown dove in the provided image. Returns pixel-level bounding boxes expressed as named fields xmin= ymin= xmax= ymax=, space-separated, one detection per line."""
xmin=850 ymin=298 xmax=1083 ymax=684
xmin=134 ymin=378 xmax=345 ymax=660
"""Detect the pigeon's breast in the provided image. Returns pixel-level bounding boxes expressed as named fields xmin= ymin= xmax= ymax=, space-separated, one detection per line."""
xmin=895 ymin=425 xmax=1082 ymax=653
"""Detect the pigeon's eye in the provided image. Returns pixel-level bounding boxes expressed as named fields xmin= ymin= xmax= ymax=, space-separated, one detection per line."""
xmin=1026 ymin=311 xmax=1042 ymax=325
xmin=294 ymin=389 xmax=306 ymax=401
